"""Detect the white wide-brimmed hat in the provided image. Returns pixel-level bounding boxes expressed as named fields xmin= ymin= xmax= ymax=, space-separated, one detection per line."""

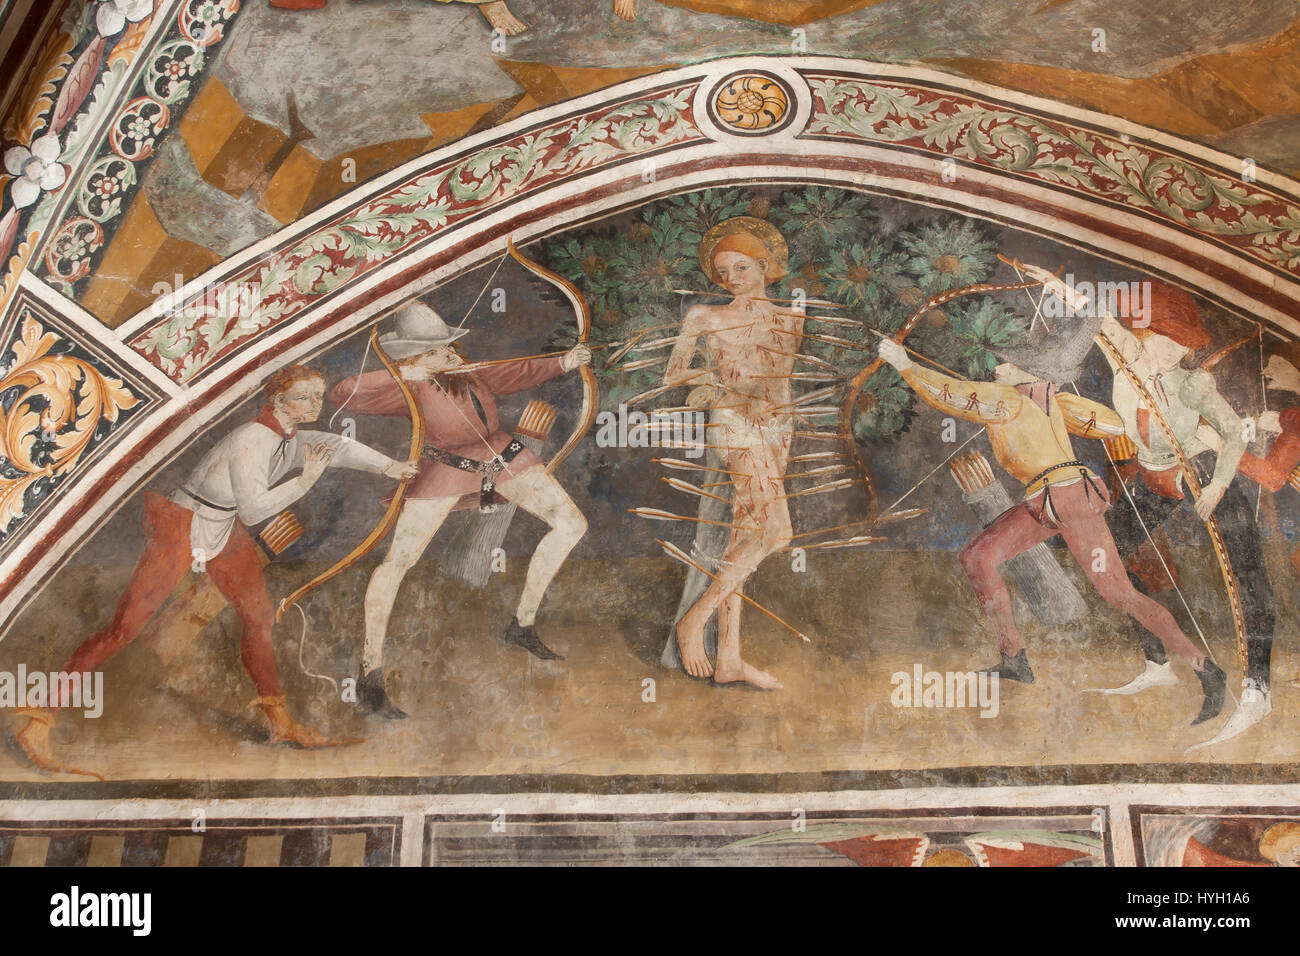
xmin=378 ymin=301 xmax=470 ymax=359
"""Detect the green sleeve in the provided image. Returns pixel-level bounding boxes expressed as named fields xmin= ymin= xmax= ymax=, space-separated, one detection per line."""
xmin=1180 ymin=369 xmax=1245 ymax=487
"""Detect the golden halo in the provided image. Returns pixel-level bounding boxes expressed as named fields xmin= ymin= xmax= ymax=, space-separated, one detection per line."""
xmin=698 ymin=216 xmax=789 ymax=286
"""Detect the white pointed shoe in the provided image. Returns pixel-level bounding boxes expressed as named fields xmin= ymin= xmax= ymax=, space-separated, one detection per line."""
xmin=1186 ymin=684 xmax=1272 ymax=753
xmin=1085 ymin=659 xmax=1178 ymax=695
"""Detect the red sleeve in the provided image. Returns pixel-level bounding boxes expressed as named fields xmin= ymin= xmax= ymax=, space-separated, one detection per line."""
xmin=476 ymin=356 xmax=566 ymax=396
xmin=1239 ymin=431 xmax=1300 ymax=492
xmin=328 ymin=369 xmax=410 ymax=416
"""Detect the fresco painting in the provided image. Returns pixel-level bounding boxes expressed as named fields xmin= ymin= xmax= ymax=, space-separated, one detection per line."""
xmin=0 ymin=0 xmax=1299 ymax=872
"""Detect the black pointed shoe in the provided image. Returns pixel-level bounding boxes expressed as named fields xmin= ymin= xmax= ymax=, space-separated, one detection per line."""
xmin=503 ymin=618 xmax=564 ymax=660
xmin=980 ymin=649 xmax=1035 ymax=684
xmin=357 ymin=668 xmax=408 ymax=720
xmin=1191 ymin=659 xmax=1227 ymax=726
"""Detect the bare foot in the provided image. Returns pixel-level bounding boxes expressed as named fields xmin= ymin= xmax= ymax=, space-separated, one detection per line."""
xmin=480 ymin=0 xmax=527 ymax=35
xmin=675 ymin=619 xmax=714 ymax=679
xmin=614 ymin=0 xmax=637 ymax=20
xmin=714 ymin=660 xmax=783 ymax=690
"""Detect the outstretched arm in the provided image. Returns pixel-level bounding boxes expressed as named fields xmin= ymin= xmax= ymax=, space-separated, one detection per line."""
xmin=878 ymin=339 xmax=1021 ymax=424
xmin=328 ymin=370 xmax=410 ymax=417
xmin=295 ymin=430 xmax=418 ymax=480
xmin=1238 ymin=407 xmax=1300 ymax=492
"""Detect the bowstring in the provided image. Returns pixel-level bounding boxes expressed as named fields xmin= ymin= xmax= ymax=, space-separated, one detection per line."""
xmin=293 ymin=602 xmax=339 ymax=692
xmin=1022 ymin=266 xmax=1227 ymax=676
xmin=1013 ymin=265 xmax=1227 ymax=676
xmin=328 ymin=331 xmax=373 ymax=430
xmin=327 ymin=251 xmax=505 ymax=431
xmin=425 ymin=371 xmax=523 ymax=480
xmin=457 ymin=253 xmax=508 ymax=330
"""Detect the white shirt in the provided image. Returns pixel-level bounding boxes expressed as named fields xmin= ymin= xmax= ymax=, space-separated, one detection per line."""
xmin=1100 ymin=315 xmax=1245 ymax=488
xmin=171 ymin=421 xmax=396 ymax=558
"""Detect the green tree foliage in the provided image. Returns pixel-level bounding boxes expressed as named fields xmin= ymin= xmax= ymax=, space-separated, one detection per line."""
xmin=540 ymin=186 xmax=1025 ymax=443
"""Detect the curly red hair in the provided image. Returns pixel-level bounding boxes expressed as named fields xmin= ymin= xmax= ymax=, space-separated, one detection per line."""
xmin=262 ymin=365 xmax=324 ymax=404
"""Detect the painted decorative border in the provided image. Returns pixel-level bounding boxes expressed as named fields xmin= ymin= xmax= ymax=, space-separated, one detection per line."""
xmin=0 ymin=286 xmax=158 ymax=551
xmin=1130 ymin=805 xmax=1300 ymax=867
xmin=34 ymin=0 xmax=241 ymax=293
xmin=0 ymin=2 xmax=239 ymax=304
xmin=801 ymin=71 xmax=1300 ymax=277
xmin=118 ymin=60 xmax=1300 ymax=389
xmin=130 ymin=81 xmax=703 ymax=381
xmin=423 ymin=807 xmax=1110 ymax=866
xmin=4 ymin=789 xmax=1298 ymax=865
xmin=0 ymin=816 xmax=401 ymax=865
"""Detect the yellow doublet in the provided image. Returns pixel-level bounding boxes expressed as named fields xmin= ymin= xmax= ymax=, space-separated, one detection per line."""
xmin=900 ymin=365 xmax=1125 ymax=490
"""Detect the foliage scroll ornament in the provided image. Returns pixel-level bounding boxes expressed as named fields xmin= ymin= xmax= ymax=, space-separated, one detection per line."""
xmin=0 ymin=315 xmax=141 ymax=533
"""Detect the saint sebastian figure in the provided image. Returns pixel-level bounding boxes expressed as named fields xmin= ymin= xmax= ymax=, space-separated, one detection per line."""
xmin=663 ymin=218 xmax=801 ymax=690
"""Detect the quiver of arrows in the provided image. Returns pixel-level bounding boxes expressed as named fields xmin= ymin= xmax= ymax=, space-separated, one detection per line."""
xmin=948 ymin=451 xmax=1088 ymax=628
xmin=141 ymin=511 xmax=305 ymax=666
xmin=439 ymin=401 xmax=557 ymax=589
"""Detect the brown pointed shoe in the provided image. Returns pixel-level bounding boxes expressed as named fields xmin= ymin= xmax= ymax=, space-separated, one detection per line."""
xmin=249 ymin=695 xmax=362 ymax=748
xmin=13 ymin=708 xmax=104 ymax=781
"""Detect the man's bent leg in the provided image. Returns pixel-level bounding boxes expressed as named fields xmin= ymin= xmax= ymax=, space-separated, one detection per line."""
xmin=207 ymin=525 xmax=282 ymax=698
xmin=19 ymin=495 xmax=190 ymax=777
xmin=62 ymin=495 xmax=193 ymax=699
xmin=496 ymin=466 xmax=588 ymax=628
xmin=959 ymin=501 xmax=1057 ymax=658
xmin=363 ymin=497 xmax=458 ymax=673
xmin=1061 ymin=513 xmax=1205 ymax=668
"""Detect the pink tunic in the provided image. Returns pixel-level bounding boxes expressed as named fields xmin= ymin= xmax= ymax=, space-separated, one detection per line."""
xmin=330 ymin=356 xmax=566 ymax=508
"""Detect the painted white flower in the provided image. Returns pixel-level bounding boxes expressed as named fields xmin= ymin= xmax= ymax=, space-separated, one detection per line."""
xmin=4 ymin=134 xmax=65 ymax=209
xmin=96 ymin=0 xmax=154 ymax=38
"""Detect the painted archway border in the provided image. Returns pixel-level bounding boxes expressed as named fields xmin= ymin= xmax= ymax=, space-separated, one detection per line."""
xmin=5 ymin=54 xmax=1300 ymax=633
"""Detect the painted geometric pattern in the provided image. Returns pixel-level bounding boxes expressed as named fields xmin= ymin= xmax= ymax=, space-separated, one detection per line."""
xmin=129 ymin=81 xmax=703 ymax=383
xmin=34 ymin=0 xmax=243 ymax=295
xmin=0 ymin=818 xmax=400 ymax=866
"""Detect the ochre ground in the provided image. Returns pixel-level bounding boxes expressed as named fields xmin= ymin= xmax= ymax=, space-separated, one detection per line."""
xmin=1 ymin=545 xmax=1297 ymax=783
